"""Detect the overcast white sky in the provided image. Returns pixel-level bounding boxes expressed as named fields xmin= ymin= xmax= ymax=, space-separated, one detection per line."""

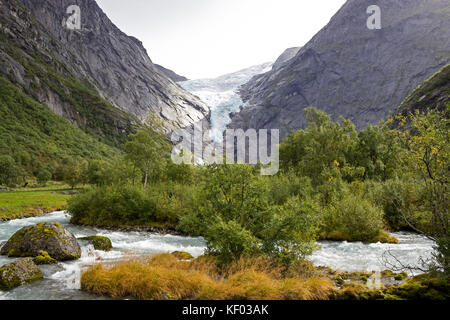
xmin=96 ymin=0 xmax=346 ymax=79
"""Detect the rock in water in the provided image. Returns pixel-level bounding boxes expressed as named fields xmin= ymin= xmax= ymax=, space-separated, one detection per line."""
xmin=79 ymin=236 xmax=112 ymax=251
xmin=0 ymin=222 xmax=81 ymax=261
xmin=171 ymin=251 xmax=194 ymax=260
xmin=0 ymin=258 xmax=43 ymax=290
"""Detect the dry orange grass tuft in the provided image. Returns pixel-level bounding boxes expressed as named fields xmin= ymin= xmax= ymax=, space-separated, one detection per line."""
xmin=81 ymin=254 xmax=336 ymax=300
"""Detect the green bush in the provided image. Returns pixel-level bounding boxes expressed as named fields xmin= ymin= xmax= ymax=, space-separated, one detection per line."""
xmin=0 ymin=155 xmax=19 ymax=186
xmin=323 ymin=193 xmax=384 ymax=242
xmin=68 ymin=185 xmax=157 ymax=226
xmin=267 ymin=172 xmax=313 ymax=205
xmin=179 ymin=164 xmax=320 ymax=264
xmin=36 ymin=169 xmax=52 ymax=186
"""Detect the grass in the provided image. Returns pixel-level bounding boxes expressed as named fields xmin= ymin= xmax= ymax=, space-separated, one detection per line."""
xmin=81 ymin=254 xmax=449 ymax=300
xmin=0 ymin=182 xmax=74 ymax=220
xmin=81 ymin=254 xmax=336 ymax=300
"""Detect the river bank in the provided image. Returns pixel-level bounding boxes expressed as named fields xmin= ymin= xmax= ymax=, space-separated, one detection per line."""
xmin=0 ymin=211 xmax=440 ymax=300
xmin=0 ymin=184 xmax=76 ymax=221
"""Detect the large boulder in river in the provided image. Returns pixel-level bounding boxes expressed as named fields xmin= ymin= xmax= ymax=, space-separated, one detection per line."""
xmin=0 ymin=258 xmax=43 ymax=290
xmin=0 ymin=222 xmax=81 ymax=261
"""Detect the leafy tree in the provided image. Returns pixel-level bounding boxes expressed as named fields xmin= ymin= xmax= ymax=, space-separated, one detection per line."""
xmin=62 ymin=158 xmax=87 ymax=189
xmin=125 ymin=126 xmax=168 ymax=189
xmin=0 ymin=155 xmax=19 ymax=186
xmin=36 ymin=169 xmax=52 ymax=186
xmin=353 ymin=123 xmax=400 ymax=180
xmin=179 ymin=164 xmax=319 ymax=264
xmin=279 ymin=107 xmax=359 ymax=185
xmin=396 ymin=109 xmax=449 ymax=273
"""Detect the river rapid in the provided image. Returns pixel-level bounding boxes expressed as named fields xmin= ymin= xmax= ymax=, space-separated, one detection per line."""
xmin=0 ymin=211 xmax=436 ymax=300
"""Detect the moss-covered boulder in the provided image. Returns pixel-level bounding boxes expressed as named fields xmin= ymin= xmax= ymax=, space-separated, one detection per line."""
xmin=33 ymin=250 xmax=57 ymax=265
xmin=386 ymin=273 xmax=450 ymax=300
xmin=171 ymin=251 xmax=194 ymax=260
xmin=0 ymin=258 xmax=43 ymax=290
xmin=0 ymin=222 xmax=81 ymax=261
xmin=79 ymin=236 xmax=112 ymax=251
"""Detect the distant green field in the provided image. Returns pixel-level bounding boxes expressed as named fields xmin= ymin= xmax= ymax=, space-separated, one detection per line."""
xmin=0 ymin=185 xmax=73 ymax=220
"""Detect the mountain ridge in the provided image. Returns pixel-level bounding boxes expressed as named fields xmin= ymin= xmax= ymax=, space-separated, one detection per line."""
xmin=230 ymin=0 xmax=450 ymax=138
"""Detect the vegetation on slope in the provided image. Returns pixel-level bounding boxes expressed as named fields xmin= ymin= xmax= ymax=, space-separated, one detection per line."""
xmin=397 ymin=64 xmax=450 ymax=116
xmin=0 ymin=76 xmax=121 ymax=183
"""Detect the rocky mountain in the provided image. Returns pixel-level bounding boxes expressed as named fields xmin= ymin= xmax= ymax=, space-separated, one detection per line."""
xmin=230 ymin=0 xmax=450 ymax=138
xmin=397 ymin=64 xmax=450 ymax=116
xmin=155 ymin=64 xmax=188 ymax=82
xmin=0 ymin=0 xmax=209 ymax=137
xmin=272 ymin=47 xmax=300 ymax=70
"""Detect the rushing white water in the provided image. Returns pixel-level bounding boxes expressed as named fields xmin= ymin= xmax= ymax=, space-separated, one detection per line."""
xmin=310 ymin=233 xmax=436 ymax=275
xmin=179 ymin=62 xmax=273 ymax=142
xmin=0 ymin=211 xmax=436 ymax=300
xmin=0 ymin=211 xmax=206 ymax=300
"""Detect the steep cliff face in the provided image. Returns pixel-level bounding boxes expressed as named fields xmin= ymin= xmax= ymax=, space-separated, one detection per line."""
xmin=230 ymin=0 xmax=450 ymax=138
xmin=272 ymin=47 xmax=300 ymax=70
xmin=397 ymin=64 xmax=450 ymax=116
xmin=1 ymin=0 xmax=208 ymax=135
xmin=155 ymin=64 xmax=188 ymax=82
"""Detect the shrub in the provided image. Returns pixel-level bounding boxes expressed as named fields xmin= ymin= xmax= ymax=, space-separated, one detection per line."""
xmin=0 ymin=155 xmax=19 ymax=186
xmin=36 ymin=169 xmax=52 ymax=186
xmin=323 ymin=193 xmax=384 ymax=242
xmin=68 ymin=185 xmax=157 ymax=226
xmin=180 ymin=164 xmax=320 ymax=264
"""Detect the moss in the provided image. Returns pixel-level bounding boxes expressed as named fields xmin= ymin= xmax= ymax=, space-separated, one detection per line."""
xmin=80 ymin=236 xmax=112 ymax=251
xmin=372 ymin=231 xmax=399 ymax=244
xmin=33 ymin=250 xmax=57 ymax=265
xmin=171 ymin=251 xmax=194 ymax=260
xmin=333 ymin=283 xmax=385 ymax=300
xmin=394 ymin=272 xmax=409 ymax=281
xmin=321 ymin=230 xmax=398 ymax=244
xmin=386 ymin=273 xmax=450 ymax=300
xmin=0 ymin=258 xmax=43 ymax=290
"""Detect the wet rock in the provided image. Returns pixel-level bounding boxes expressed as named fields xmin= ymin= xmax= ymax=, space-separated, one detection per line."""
xmin=33 ymin=250 xmax=58 ymax=265
xmin=0 ymin=221 xmax=81 ymax=261
xmin=171 ymin=251 xmax=194 ymax=260
xmin=0 ymin=258 xmax=43 ymax=290
xmin=79 ymin=236 xmax=112 ymax=251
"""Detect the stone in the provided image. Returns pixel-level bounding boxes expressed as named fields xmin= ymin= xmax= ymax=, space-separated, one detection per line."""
xmin=171 ymin=251 xmax=194 ymax=260
xmin=79 ymin=236 xmax=112 ymax=251
xmin=0 ymin=221 xmax=81 ymax=261
xmin=0 ymin=258 xmax=43 ymax=290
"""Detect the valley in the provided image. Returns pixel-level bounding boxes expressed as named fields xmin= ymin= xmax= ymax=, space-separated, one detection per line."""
xmin=0 ymin=0 xmax=448 ymax=302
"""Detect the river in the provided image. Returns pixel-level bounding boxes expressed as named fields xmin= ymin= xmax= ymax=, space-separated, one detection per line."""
xmin=0 ymin=211 xmax=436 ymax=300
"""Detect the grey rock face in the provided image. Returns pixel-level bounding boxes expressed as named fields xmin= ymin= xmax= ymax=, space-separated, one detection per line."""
xmin=272 ymin=47 xmax=301 ymax=70
xmin=155 ymin=64 xmax=188 ymax=82
xmin=0 ymin=258 xmax=43 ymax=290
xmin=0 ymin=221 xmax=81 ymax=261
xmin=5 ymin=0 xmax=208 ymax=131
xmin=230 ymin=0 xmax=450 ymax=138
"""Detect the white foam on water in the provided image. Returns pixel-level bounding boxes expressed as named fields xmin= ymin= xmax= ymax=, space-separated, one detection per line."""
xmin=310 ymin=232 xmax=436 ymax=275
xmin=0 ymin=211 xmax=437 ymax=299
